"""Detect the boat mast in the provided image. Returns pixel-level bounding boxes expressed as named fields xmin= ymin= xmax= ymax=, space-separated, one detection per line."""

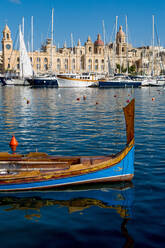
xmin=102 ymin=20 xmax=106 ymax=75
xmin=152 ymin=15 xmax=154 ymax=76
xmin=19 ymin=24 xmax=23 ymax=79
xmin=126 ymin=15 xmax=129 ymax=75
xmin=50 ymin=8 xmax=54 ymax=74
xmin=113 ymin=16 xmax=118 ymax=74
xmin=22 ymin=17 xmax=24 ymax=39
xmin=31 ymin=16 xmax=33 ymax=74
xmin=71 ymin=33 xmax=73 ymax=73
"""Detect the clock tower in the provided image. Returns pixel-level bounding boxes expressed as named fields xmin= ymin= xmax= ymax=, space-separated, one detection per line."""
xmin=2 ymin=24 xmax=13 ymax=72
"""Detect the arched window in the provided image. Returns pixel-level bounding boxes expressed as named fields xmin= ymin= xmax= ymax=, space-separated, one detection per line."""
xmin=57 ymin=58 xmax=61 ymax=71
xmin=101 ymin=59 xmax=104 ymax=71
xmin=72 ymin=58 xmax=75 ymax=71
xmin=89 ymin=47 xmax=92 ymax=52
xmin=44 ymin=64 xmax=48 ymax=70
xmin=44 ymin=57 xmax=48 ymax=62
xmin=95 ymin=59 xmax=99 ymax=70
xmin=64 ymin=59 xmax=68 ymax=70
xmin=88 ymin=59 xmax=92 ymax=71
xmin=6 ymin=33 xmax=9 ymax=39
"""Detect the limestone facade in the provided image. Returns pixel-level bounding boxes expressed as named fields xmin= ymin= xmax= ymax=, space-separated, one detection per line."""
xmin=1 ymin=24 xmax=165 ymax=76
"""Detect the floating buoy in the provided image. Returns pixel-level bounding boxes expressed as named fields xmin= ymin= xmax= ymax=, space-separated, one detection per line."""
xmin=96 ymin=102 xmax=99 ymax=105
xmin=76 ymin=98 xmax=80 ymax=101
xmin=10 ymin=145 xmax=17 ymax=153
xmin=9 ymin=136 xmax=18 ymax=147
xmin=128 ymin=94 xmax=130 ymax=96
xmin=83 ymin=95 xmax=86 ymax=100
xmin=114 ymin=95 xmax=117 ymax=98
xmin=9 ymin=136 xmax=18 ymax=154
xmin=126 ymin=99 xmax=130 ymax=103
xmin=152 ymin=97 xmax=155 ymax=101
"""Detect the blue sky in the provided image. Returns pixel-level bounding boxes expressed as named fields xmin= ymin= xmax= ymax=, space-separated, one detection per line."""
xmin=0 ymin=0 xmax=165 ymax=50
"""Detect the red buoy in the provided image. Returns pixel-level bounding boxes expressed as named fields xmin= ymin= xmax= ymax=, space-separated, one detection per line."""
xmin=76 ymin=98 xmax=80 ymax=101
xmin=10 ymin=145 xmax=17 ymax=153
xmin=126 ymin=99 xmax=130 ymax=103
xmin=10 ymin=136 xmax=18 ymax=146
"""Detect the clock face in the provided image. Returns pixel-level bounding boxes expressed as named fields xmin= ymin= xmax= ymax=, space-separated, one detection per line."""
xmin=6 ymin=44 xmax=11 ymax=50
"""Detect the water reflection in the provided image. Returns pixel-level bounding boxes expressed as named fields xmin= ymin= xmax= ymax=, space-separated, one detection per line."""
xmin=0 ymin=182 xmax=134 ymax=247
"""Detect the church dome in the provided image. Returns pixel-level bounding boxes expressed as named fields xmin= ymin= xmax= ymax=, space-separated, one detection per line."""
xmin=94 ymin=34 xmax=104 ymax=46
xmin=117 ymin=26 xmax=125 ymax=38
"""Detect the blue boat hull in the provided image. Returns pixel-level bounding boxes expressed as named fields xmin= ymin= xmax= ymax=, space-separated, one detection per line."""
xmin=28 ymin=78 xmax=58 ymax=88
xmin=99 ymin=81 xmax=141 ymax=88
xmin=0 ymin=146 xmax=134 ymax=191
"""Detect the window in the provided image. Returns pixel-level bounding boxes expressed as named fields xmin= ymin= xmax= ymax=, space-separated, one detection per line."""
xmin=65 ymin=59 xmax=68 ymax=70
xmin=37 ymin=57 xmax=40 ymax=62
xmin=88 ymin=59 xmax=92 ymax=71
xmin=72 ymin=59 xmax=75 ymax=70
xmin=95 ymin=59 xmax=99 ymax=70
xmin=57 ymin=58 xmax=61 ymax=71
xmin=17 ymin=64 xmax=20 ymax=69
xmin=89 ymin=47 xmax=92 ymax=52
xmin=44 ymin=58 xmax=48 ymax=62
xmin=7 ymin=33 xmax=9 ymax=39
xmin=44 ymin=64 xmax=48 ymax=70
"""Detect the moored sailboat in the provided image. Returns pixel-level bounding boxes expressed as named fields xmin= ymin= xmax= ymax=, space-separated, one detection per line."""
xmin=5 ymin=25 xmax=33 ymax=86
xmin=28 ymin=9 xmax=58 ymax=88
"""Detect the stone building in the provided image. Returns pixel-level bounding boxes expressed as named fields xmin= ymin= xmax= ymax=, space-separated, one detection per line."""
xmin=1 ymin=24 xmax=165 ymax=76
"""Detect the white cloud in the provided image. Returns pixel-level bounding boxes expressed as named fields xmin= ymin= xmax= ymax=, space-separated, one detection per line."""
xmin=9 ymin=0 xmax=21 ymax=4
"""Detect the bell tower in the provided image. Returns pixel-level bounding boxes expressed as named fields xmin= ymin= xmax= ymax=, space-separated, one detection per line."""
xmin=2 ymin=24 xmax=13 ymax=72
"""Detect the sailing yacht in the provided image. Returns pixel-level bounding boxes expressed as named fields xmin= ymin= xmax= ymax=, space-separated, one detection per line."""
xmin=28 ymin=8 xmax=58 ymax=88
xmin=5 ymin=25 xmax=33 ymax=86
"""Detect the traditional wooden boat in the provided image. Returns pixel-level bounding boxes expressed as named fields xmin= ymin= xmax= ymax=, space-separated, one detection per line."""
xmin=0 ymin=99 xmax=135 ymax=191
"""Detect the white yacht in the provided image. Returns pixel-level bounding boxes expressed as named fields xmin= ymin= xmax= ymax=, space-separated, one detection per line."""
xmin=57 ymin=73 xmax=102 ymax=88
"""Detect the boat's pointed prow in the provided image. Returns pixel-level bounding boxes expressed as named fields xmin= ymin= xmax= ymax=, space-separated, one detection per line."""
xmin=123 ymin=99 xmax=135 ymax=144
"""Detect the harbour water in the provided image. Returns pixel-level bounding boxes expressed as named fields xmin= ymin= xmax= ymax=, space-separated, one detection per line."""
xmin=0 ymin=86 xmax=164 ymax=247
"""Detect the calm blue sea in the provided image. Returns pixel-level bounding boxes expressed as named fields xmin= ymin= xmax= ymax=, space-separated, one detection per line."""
xmin=0 ymin=86 xmax=164 ymax=248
